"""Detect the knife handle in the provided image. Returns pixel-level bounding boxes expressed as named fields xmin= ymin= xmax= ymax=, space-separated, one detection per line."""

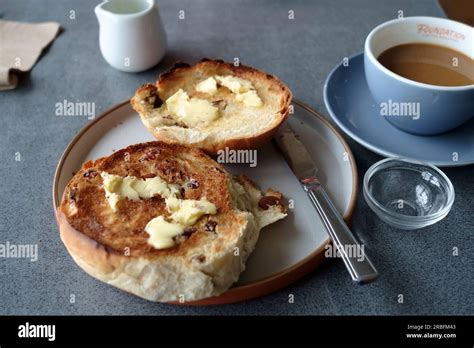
xmin=302 ymin=177 xmax=378 ymax=284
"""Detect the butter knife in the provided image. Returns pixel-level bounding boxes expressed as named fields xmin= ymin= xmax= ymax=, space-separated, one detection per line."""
xmin=274 ymin=123 xmax=378 ymax=284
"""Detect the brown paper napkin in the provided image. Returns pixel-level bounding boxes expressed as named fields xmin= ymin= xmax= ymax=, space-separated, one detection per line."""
xmin=0 ymin=20 xmax=61 ymax=90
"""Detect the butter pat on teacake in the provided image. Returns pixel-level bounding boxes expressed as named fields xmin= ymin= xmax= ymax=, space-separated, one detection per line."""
xmin=100 ymin=171 xmax=217 ymax=250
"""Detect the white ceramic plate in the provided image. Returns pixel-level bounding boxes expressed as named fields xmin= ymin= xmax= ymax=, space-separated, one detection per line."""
xmin=53 ymin=100 xmax=358 ymax=304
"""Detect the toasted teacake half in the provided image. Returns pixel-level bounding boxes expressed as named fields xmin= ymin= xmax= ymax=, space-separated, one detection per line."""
xmin=57 ymin=141 xmax=287 ymax=302
xmin=131 ymin=59 xmax=293 ymax=155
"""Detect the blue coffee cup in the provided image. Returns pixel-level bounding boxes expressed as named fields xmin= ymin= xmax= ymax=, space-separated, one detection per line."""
xmin=364 ymin=16 xmax=473 ymax=135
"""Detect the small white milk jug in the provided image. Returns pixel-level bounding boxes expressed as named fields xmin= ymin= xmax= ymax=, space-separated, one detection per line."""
xmin=95 ymin=0 xmax=167 ymax=72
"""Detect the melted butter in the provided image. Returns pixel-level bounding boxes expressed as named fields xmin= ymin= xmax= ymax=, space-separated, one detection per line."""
xmin=166 ymin=197 xmax=217 ymax=226
xmin=214 ymin=75 xmax=263 ymax=107
xmin=235 ymin=90 xmax=263 ymax=107
xmin=195 ymin=77 xmax=218 ymax=95
xmin=145 ymin=216 xmax=185 ymax=249
xmin=215 ymin=75 xmax=253 ymax=93
xmin=165 ymin=89 xmax=219 ymax=127
xmin=145 ymin=197 xmax=217 ymax=249
xmin=100 ymin=172 xmax=180 ymax=212
xmin=100 ymin=171 xmax=217 ymax=250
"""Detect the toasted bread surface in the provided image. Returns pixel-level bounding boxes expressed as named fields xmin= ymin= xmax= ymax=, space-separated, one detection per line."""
xmin=59 ymin=141 xmax=287 ymax=302
xmin=131 ymin=59 xmax=292 ymax=154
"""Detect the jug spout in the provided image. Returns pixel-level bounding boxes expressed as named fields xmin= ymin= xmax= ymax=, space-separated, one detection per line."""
xmin=94 ymin=1 xmax=109 ymax=23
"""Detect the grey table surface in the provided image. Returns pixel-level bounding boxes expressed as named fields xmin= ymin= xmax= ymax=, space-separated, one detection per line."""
xmin=0 ymin=0 xmax=472 ymax=315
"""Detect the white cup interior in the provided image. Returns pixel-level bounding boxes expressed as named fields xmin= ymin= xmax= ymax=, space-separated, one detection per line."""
xmin=367 ymin=16 xmax=473 ymax=60
xmin=102 ymin=0 xmax=153 ymax=15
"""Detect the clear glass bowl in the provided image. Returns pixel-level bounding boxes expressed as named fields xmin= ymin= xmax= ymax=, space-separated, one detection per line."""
xmin=363 ymin=158 xmax=455 ymax=230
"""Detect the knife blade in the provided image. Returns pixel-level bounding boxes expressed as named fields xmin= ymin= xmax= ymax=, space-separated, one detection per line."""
xmin=274 ymin=122 xmax=378 ymax=284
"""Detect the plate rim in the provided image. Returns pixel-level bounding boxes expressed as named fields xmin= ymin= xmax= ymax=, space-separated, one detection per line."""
xmin=323 ymin=52 xmax=474 ymax=167
xmin=52 ymin=99 xmax=359 ymax=305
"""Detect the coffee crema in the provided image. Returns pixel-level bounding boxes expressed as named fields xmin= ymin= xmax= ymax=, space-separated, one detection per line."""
xmin=377 ymin=43 xmax=473 ymax=87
